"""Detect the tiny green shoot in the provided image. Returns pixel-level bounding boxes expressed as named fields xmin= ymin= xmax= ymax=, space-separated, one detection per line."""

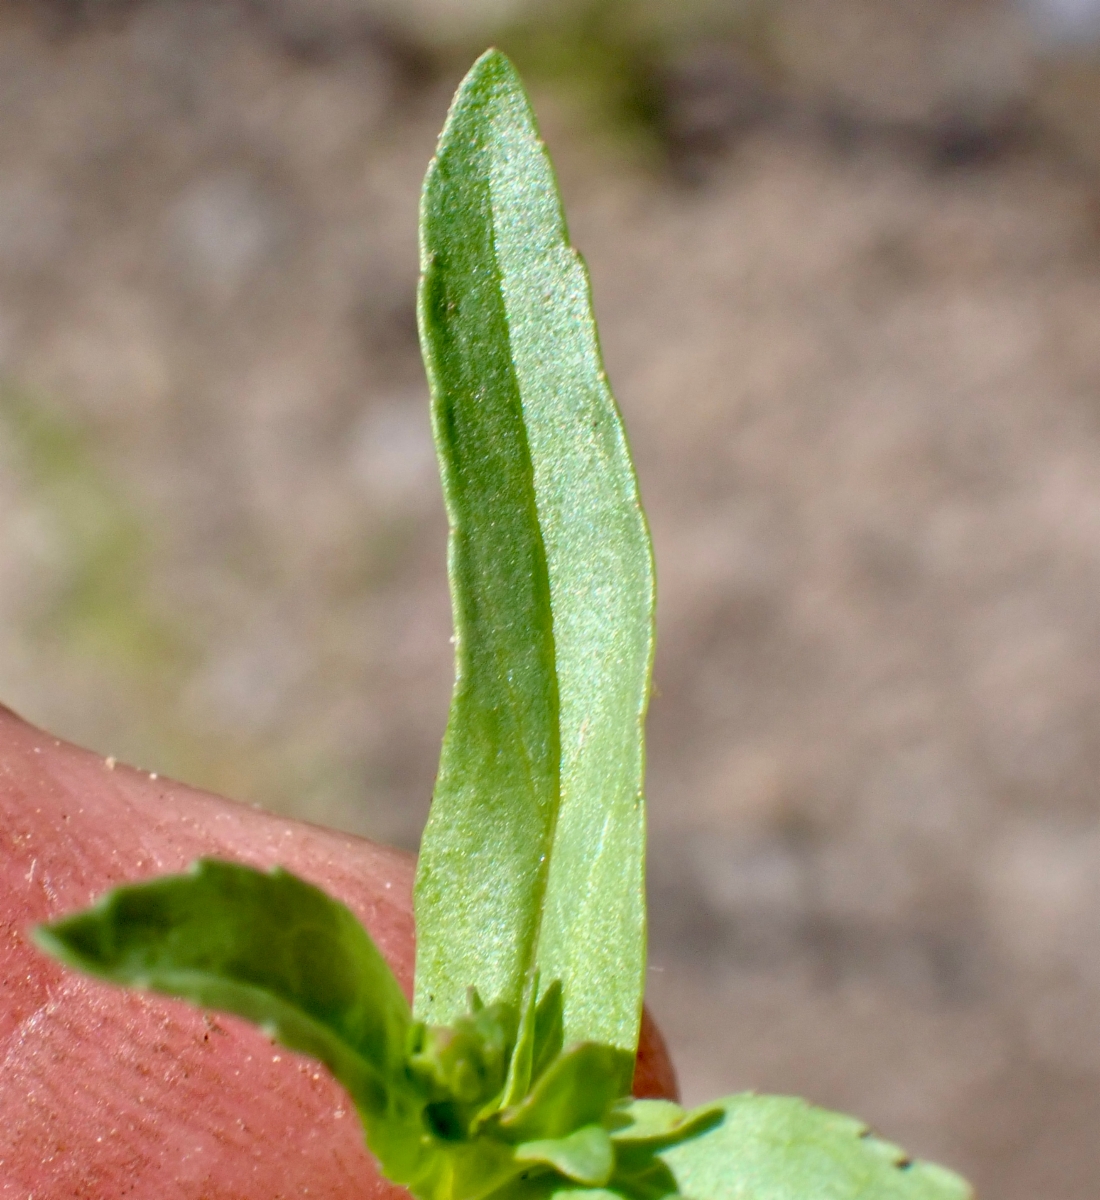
xmin=36 ymin=50 xmax=974 ymax=1200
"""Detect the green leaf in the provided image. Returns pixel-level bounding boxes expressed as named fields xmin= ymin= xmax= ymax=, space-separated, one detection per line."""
xmin=501 ymin=970 xmax=540 ymax=1110
xmin=412 ymin=1138 xmax=523 ymax=1200
xmin=515 ymin=1125 xmax=614 ymax=1186
xmin=36 ymin=861 xmax=412 ymax=1109
xmin=408 ymin=996 xmax=522 ymax=1140
xmin=481 ymin=1179 xmax=627 ymax=1200
xmin=608 ymin=1098 xmax=723 ymax=1147
xmin=651 ymin=1094 xmax=973 ymax=1200
xmin=415 ymin=47 xmax=562 ymax=1030
xmin=415 ymin=46 xmax=655 ymax=1069
xmin=481 ymin=58 xmax=654 ymax=1062
xmin=530 ymin=978 xmax=565 ymax=1085
xmin=499 ymin=1042 xmax=627 ymax=1143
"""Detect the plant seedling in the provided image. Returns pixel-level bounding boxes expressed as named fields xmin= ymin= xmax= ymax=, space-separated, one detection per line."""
xmin=36 ymin=51 xmax=973 ymax=1200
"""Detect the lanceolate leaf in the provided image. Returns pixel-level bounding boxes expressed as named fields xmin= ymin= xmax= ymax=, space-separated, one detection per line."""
xmin=415 ymin=49 xmax=561 ymax=1029
xmin=486 ymin=54 xmax=655 ymax=1062
xmin=415 ymin=48 xmax=655 ymax=1064
xmin=653 ymin=1094 xmax=973 ymax=1200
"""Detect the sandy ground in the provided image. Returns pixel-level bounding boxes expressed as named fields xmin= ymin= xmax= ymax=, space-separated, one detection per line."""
xmin=3 ymin=2 xmax=1100 ymax=1195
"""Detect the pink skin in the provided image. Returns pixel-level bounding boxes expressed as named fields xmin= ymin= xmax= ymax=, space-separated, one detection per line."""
xmin=0 ymin=703 xmax=676 ymax=1199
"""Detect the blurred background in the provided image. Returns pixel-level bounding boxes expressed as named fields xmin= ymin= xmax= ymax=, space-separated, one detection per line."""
xmin=3 ymin=0 xmax=1100 ymax=1193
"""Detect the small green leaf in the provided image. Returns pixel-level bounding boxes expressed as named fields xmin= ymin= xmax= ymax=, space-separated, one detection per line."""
xmin=415 ymin=47 xmax=655 ymax=1068
xmin=499 ymin=1042 xmax=628 ymax=1143
xmin=479 ymin=1155 xmax=642 ymax=1200
xmin=481 ymin=1180 xmax=627 ymax=1200
xmin=408 ymin=1137 xmax=522 ymax=1200
xmin=608 ymin=1098 xmax=723 ymax=1147
xmin=530 ymin=978 xmax=565 ymax=1085
xmin=501 ymin=970 xmax=540 ymax=1110
xmin=515 ymin=1124 xmax=614 ymax=1186
xmin=35 ymin=861 xmax=413 ymax=1113
xmin=653 ymin=1094 xmax=973 ymax=1200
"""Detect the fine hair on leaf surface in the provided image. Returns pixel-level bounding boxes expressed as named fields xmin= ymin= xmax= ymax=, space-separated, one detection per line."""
xmin=33 ymin=47 xmax=974 ymax=1200
xmin=415 ymin=48 xmax=654 ymax=1071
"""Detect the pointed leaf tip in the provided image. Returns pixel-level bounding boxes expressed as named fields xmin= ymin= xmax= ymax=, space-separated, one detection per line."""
xmin=415 ymin=45 xmax=654 ymax=1065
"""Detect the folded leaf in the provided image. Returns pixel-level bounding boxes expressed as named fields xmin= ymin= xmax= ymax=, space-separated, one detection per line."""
xmin=654 ymin=1094 xmax=973 ymax=1200
xmin=530 ymin=978 xmax=565 ymax=1085
xmin=35 ymin=861 xmax=415 ymax=1124
xmin=415 ymin=46 xmax=562 ymax=1029
xmin=501 ymin=970 xmax=541 ymax=1110
xmin=469 ymin=51 xmax=655 ymax=1060
xmin=415 ymin=48 xmax=655 ymax=1070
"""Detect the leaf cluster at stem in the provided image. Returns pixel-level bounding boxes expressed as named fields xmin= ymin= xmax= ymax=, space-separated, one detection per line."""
xmin=35 ymin=859 xmax=720 ymax=1200
xmin=35 ymin=856 xmax=971 ymax=1200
